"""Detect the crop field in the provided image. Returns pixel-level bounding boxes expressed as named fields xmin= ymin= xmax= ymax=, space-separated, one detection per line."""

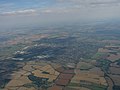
xmin=89 ymin=67 xmax=104 ymax=76
xmin=98 ymin=48 xmax=113 ymax=53
xmin=4 ymin=61 xmax=60 ymax=90
xmin=70 ymin=61 xmax=107 ymax=90
xmin=105 ymin=77 xmax=113 ymax=90
xmin=3 ymin=43 xmax=120 ymax=90
xmin=48 ymin=85 xmax=63 ymax=90
xmin=32 ymin=64 xmax=60 ymax=82
xmin=71 ymin=73 xmax=107 ymax=85
xmin=64 ymin=86 xmax=90 ymax=90
xmin=77 ymin=62 xmax=94 ymax=70
xmin=62 ymin=69 xmax=74 ymax=74
xmin=109 ymin=67 xmax=120 ymax=75
xmin=55 ymin=79 xmax=70 ymax=86
xmin=1 ymin=23 xmax=120 ymax=90
xmin=107 ymin=53 xmax=120 ymax=62
xmin=109 ymin=74 xmax=120 ymax=86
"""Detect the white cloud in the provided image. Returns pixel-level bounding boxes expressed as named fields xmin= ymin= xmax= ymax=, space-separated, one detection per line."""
xmin=0 ymin=9 xmax=37 ymax=16
xmin=41 ymin=8 xmax=70 ymax=14
xmin=0 ymin=0 xmax=120 ymax=28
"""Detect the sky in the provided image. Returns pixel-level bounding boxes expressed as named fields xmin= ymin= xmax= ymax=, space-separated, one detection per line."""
xmin=0 ymin=0 xmax=120 ymax=29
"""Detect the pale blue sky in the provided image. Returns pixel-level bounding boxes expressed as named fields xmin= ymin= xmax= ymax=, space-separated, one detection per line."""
xmin=0 ymin=0 xmax=120 ymax=28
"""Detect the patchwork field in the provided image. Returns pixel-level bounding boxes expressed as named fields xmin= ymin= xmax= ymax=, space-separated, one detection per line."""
xmin=109 ymin=74 xmax=120 ymax=86
xmin=69 ymin=61 xmax=107 ymax=90
xmin=93 ymin=45 xmax=120 ymax=90
xmin=4 ymin=61 xmax=60 ymax=90
xmin=48 ymin=85 xmax=63 ymax=90
xmin=1 ymin=25 xmax=120 ymax=90
xmin=107 ymin=53 xmax=120 ymax=62
xmin=109 ymin=67 xmax=120 ymax=75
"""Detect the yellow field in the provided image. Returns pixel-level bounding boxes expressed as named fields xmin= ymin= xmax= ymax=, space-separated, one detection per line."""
xmin=72 ymin=73 xmax=107 ymax=86
xmin=6 ymin=76 xmax=31 ymax=87
xmin=23 ymin=64 xmax=35 ymax=71
xmin=98 ymin=48 xmax=112 ymax=53
xmin=5 ymin=61 xmax=60 ymax=90
xmin=32 ymin=65 xmax=60 ymax=82
xmin=11 ymin=70 xmax=28 ymax=79
xmin=4 ymin=87 xmax=19 ymax=90
xmin=40 ymin=65 xmax=52 ymax=71
xmin=32 ymin=65 xmax=42 ymax=70
xmin=72 ymin=61 xmax=107 ymax=86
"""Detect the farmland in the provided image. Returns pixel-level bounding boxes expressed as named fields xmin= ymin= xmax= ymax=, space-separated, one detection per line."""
xmin=5 ymin=61 xmax=60 ymax=90
xmin=0 ymin=22 xmax=120 ymax=90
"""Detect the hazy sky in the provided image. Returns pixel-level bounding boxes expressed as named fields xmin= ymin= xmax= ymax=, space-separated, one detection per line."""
xmin=0 ymin=0 xmax=120 ymax=28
